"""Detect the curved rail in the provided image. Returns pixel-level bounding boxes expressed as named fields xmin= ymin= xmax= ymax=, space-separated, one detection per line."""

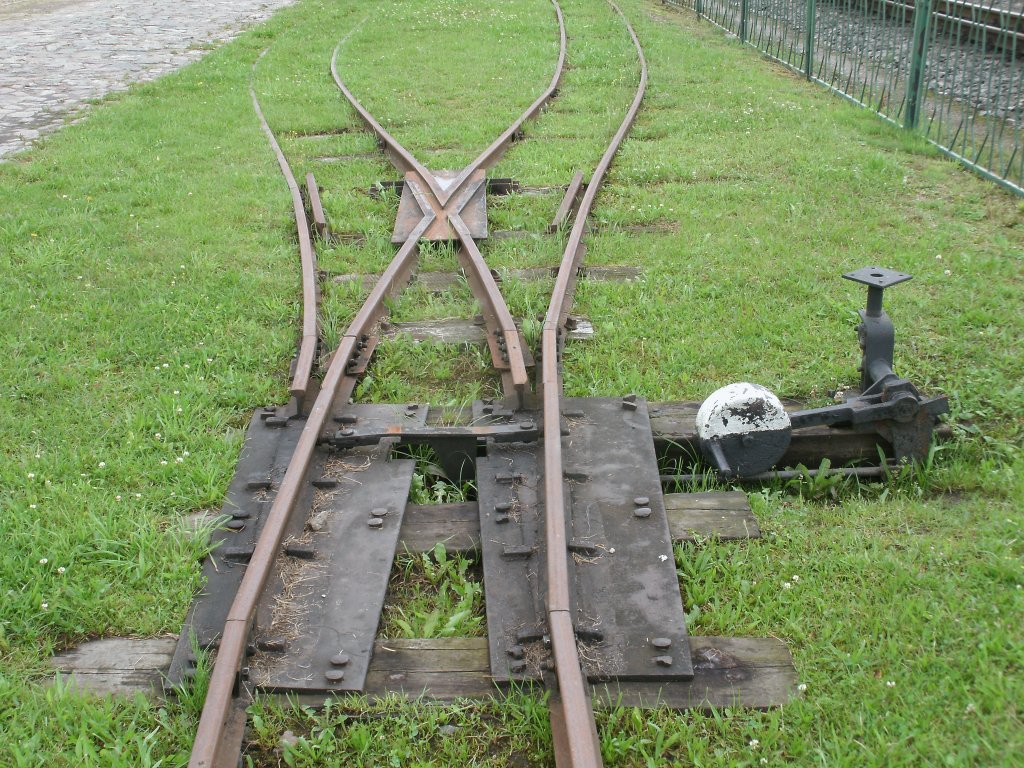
xmin=540 ymin=3 xmax=648 ymax=767
xmin=250 ymin=50 xmax=319 ymax=404
xmin=188 ymin=220 xmax=432 ymax=768
xmin=190 ymin=8 xmax=568 ymax=766
xmin=330 ymin=0 xmax=566 ymax=400
xmin=330 ymin=0 xmax=566 ymax=208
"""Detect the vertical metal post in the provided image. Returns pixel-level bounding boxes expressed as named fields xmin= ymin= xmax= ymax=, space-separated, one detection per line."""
xmin=804 ymin=0 xmax=816 ymax=80
xmin=904 ymin=0 xmax=932 ymax=130
xmin=695 ymin=0 xmax=703 ymax=19
xmin=740 ymin=0 xmax=748 ymax=42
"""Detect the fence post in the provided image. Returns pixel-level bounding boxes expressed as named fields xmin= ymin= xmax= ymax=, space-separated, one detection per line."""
xmin=804 ymin=0 xmax=816 ymax=80
xmin=740 ymin=0 xmax=748 ymax=42
xmin=695 ymin=0 xmax=703 ymax=19
xmin=905 ymin=0 xmax=933 ymax=130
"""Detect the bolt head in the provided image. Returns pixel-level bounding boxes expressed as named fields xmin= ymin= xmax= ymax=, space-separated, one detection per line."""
xmin=633 ymin=496 xmax=650 ymax=506
xmin=633 ymin=507 xmax=652 ymax=518
xmin=325 ymin=669 xmax=346 ymax=682
xmin=368 ymin=518 xmax=384 ymax=529
xmin=330 ymin=653 xmax=350 ymax=667
xmin=651 ymin=637 xmax=672 ymax=650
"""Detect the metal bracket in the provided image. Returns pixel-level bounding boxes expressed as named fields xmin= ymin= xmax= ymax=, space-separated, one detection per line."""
xmin=842 ymin=266 xmax=912 ymax=395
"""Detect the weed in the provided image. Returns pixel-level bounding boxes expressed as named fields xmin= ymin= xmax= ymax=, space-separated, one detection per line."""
xmin=381 ymin=543 xmax=484 ymax=638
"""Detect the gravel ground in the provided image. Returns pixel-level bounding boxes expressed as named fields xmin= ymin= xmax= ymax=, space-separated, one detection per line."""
xmin=678 ymin=0 xmax=1022 ymax=180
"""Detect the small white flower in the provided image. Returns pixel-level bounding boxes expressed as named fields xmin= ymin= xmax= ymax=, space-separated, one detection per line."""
xmin=760 ymin=759 xmax=768 ymax=765
xmin=791 ymin=575 xmax=800 ymax=582
xmin=798 ymin=683 xmax=807 ymax=692
xmin=183 ymin=364 xmax=189 ymax=369
xmin=199 ymin=376 xmax=205 ymax=381
xmin=206 ymin=358 xmax=213 ymax=363
xmin=944 ymin=269 xmax=951 ymax=276
xmin=57 ymin=567 xmax=65 ymax=574
xmin=41 ymin=603 xmax=48 ymax=610
xmin=34 ymin=453 xmax=41 ymax=459
xmin=183 ymin=451 xmax=190 ymax=457
xmin=161 ymin=460 xmax=168 ymax=466
xmin=173 ymin=390 xmax=179 ymax=395
xmin=749 ymin=739 xmax=759 ymax=748
xmin=27 ymin=472 xmax=35 ymax=479
xmin=886 ymin=680 xmax=896 ymax=688
xmin=176 ymin=407 xmax=183 ymax=413
xmin=29 ymin=504 xmax=37 ymax=509
xmin=98 ymin=461 xmax=106 ymax=468
xmin=135 ymin=493 xmax=142 ymax=499
xmin=162 ymin=363 xmax=169 ymax=368
xmin=115 ymin=495 xmax=121 ymax=501
xmin=935 ymin=254 xmax=943 ymax=261
xmin=176 ymin=457 xmax=184 ymax=463
xmin=39 ymin=558 xmax=48 ymax=565
xmin=782 ymin=581 xmax=792 ymax=589
xmin=155 ymin=433 xmax=161 ymax=439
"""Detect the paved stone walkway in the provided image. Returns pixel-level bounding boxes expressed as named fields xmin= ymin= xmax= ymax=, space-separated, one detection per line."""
xmin=0 ymin=0 xmax=296 ymax=159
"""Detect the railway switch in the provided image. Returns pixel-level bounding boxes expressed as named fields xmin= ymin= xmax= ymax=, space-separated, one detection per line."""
xmin=698 ymin=267 xmax=948 ymax=477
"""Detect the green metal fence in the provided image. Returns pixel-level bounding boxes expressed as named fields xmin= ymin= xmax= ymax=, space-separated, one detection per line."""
xmin=671 ymin=0 xmax=1024 ymax=195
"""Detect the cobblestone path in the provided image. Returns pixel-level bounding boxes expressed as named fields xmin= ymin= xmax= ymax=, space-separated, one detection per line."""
xmin=0 ymin=0 xmax=296 ymax=158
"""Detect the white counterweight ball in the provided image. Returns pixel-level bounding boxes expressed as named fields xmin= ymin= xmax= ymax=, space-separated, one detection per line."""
xmin=696 ymin=383 xmax=792 ymax=476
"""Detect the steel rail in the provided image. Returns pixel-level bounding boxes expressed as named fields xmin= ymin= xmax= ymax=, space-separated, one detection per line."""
xmin=250 ymin=50 xmax=319 ymax=404
xmin=329 ymin=2 xmax=566 ymax=399
xmin=190 ymin=7 xmax=570 ymax=764
xmin=188 ymin=216 xmax=434 ymax=768
xmin=539 ymin=2 xmax=647 ymax=767
xmin=867 ymin=0 xmax=1024 ymax=47
xmin=329 ymin=0 xmax=566 ymax=208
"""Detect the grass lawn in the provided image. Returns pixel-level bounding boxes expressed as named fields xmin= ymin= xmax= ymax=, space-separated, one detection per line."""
xmin=0 ymin=0 xmax=1020 ymax=765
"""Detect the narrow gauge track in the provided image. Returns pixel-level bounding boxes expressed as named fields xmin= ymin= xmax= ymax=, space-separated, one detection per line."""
xmin=869 ymin=0 xmax=1024 ymax=49
xmin=249 ymin=50 xmax=319 ymax=405
xmin=188 ymin=2 xmax=648 ymax=767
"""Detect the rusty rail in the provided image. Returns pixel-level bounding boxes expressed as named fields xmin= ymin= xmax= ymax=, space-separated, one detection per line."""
xmin=540 ymin=2 xmax=648 ymax=767
xmin=190 ymin=8 xmax=568 ymax=766
xmin=329 ymin=0 xmax=566 ymax=401
xmin=188 ymin=216 xmax=433 ymax=768
xmin=250 ymin=50 xmax=319 ymax=405
xmin=330 ymin=0 xmax=566 ymax=209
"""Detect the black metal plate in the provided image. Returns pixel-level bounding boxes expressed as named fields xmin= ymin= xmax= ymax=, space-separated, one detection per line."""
xmin=166 ymin=406 xmax=302 ymax=688
xmin=253 ymin=404 xmax=425 ymax=694
xmin=562 ymin=397 xmax=693 ymax=681
xmin=474 ymin=402 xmax=545 ymax=683
xmin=392 ymin=170 xmax=488 ymax=243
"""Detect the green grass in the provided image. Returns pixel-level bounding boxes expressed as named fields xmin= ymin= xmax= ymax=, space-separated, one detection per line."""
xmin=0 ymin=0 xmax=1021 ymax=765
xmin=381 ymin=543 xmax=485 ymax=640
